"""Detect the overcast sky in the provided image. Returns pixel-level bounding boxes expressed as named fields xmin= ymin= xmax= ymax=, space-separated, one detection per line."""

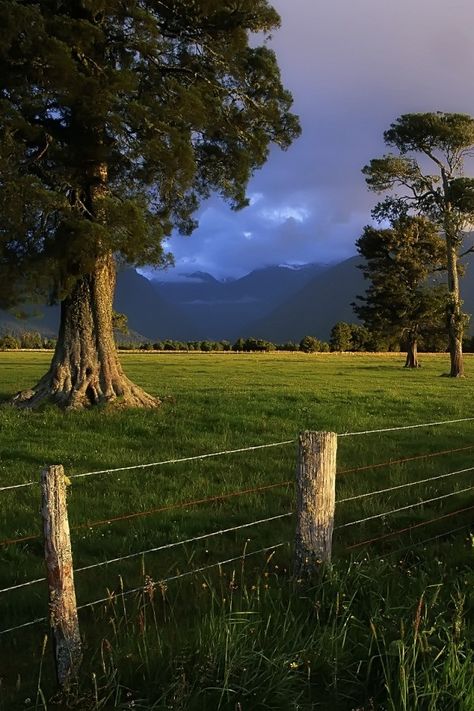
xmin=153 ymin=0 xmax=474 ymax=281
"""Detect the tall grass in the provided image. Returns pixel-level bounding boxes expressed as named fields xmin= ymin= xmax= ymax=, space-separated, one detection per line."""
xmin=0 ymin=352 xmax=472 ymax=709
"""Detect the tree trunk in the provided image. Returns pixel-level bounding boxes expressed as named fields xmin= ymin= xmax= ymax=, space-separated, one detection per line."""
xmin=446 ymin=238 xmax=464 ymax=377
xmin=13 ymin=253 xmax=159 ymax=409
xmin=441 ymin=167 xmax=465 ymax=378
xmin=404 ymin=336 xmax=420 ymax=368
xmin=13 ymin=143 xmax=160 ymax=409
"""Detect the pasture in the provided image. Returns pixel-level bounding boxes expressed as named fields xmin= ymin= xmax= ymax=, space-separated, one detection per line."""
xmin=0 ymin=351 xmax=473 ymax=710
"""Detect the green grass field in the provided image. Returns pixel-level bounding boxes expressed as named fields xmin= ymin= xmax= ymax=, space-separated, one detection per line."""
xmin=0 ymin=352 xmax=473 ymax=710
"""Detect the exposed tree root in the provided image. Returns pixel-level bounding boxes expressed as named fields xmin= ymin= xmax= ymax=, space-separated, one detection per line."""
xmin=12 ymin=370 xmax=159 ymax=410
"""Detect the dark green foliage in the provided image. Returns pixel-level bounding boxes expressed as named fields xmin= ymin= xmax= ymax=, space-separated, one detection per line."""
xmin=349 ymin=323 xmax=373 ymax=351
xmin=0 ymin=333 xmax=20 ymax=349
xmin=354 ymin=217 xmax=448 ymax=349
xmin=112 ymin=310 xmax=129 ymax=335
xmin=0 ymin=330 xmax=54 ymax=349
xmin=232 ymin=336 xmax=276 ymax=352
xmin=365 ymin=112 xmax=474 ymax=230
xmin=278 ymin=341 xmax=299 ymax=351
xmin=329 ymin=322 xmax=354 ymax=351
xmin=0 ymin=0 xmax=300 ymax=307
xmin=299 ymin=335 xmax=329 ymax=353
xmin=362 ymin=112 xmax=474 ymax=374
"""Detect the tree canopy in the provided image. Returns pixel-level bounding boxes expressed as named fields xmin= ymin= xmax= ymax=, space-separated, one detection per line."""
xmin=363 ymin=112 xmax=474 ymax=376
xmin=354 ymin=217 xmax=448 ymax=367
xmin=0 ymin=0 xmax=300 ymax=407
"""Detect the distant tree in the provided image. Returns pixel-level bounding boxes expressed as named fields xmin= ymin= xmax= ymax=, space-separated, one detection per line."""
xmin=280 ymin=341 xmax=299 ymax=352
xmin=363 ymin=112 xmax=474 ymax=376
xmin=300 ymin=335 xmax=317 ymax=353
xmin=349 ymin=324 xmax=372 ymax=352
xmin=19 ymin=331 xmax=43 ymax=349
xmin=112 ymin=312 xmax=129 ymax=336
xmin=0 ymin=333 xmax=20 ymax=350
xmin=0 ymin=1 xmax=300 ymax=408
xmin=299 ymin=335 xmax=327 ymax=353
xmin=353 ymin=217 xmax=447 ymax=367
xmin=243 ymin=337 xmax=275 ymax=352
xmin=330 ymin=322 xmax=353 ymax=352
xmin=232 ymin=338 xmax=246 ymax=352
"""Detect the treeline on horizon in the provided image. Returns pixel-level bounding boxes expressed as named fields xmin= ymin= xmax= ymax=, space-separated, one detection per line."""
xmin=4 ymin=323 xmax=474 ymax=354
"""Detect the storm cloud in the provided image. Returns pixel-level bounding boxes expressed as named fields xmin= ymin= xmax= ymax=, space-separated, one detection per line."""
xmin=154 ymin=0 xmax=474 ymax=280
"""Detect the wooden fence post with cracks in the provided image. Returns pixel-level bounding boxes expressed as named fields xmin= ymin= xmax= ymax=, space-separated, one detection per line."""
xmin=294 ymin=431 xmax=337 ymax=575
xmin=41 ymin=465 xmax=82 ymax=689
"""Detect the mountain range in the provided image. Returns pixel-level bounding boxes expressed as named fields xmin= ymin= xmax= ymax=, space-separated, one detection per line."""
xmin=3 ymin=255 xmax=474 ymax=343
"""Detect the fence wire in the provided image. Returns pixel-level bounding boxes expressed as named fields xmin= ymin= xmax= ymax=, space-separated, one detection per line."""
xmin=0 ymin=543 xmax=286 ymax=636
xmin=336 ymin=464 xmax=474 ymax=504
xmin=2 ymin=414 xmax=472 ymax=493
xmin=0 ymin=513 xmax=293 ymax=596
xmin=337 ymin=485 xmax=474 ymax=531
xmin=346 ymin=502 xmax=474 ymax=550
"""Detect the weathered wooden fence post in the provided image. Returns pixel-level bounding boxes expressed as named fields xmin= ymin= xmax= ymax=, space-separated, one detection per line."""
xmin=41 ymin=465 xmax=82 ymax=688
xmin=294 ymin=431 xmax=337 ymax=576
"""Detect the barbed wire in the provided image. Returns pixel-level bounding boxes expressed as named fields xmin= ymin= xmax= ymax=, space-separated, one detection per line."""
xmin=337 ymin=486 xmax=474 ymax=531
xmin=77 ymin=543 xmax=287 ymax=612
xmin=345 ymin=503 xmax=474 ymax=550
xmin=378 ymin=524 xmax=472 ymax=561
xmin=338 ymin=443 xmax=474 ymax=476
xmin=1 ymin=415 xmax=472 ymax=493
xmin=0 ymin=440 xmax=295 ymax=493
xmin=0 ymin=481 xmax=291 ymax=548
xmin=339 ymin=416 xmax=474 ymax=438
xmin=336 ymin=465 xmax=474 ymax=504
xmin=0 ymin=543 xmax=286 ymax=636
xmin=71 ymin=440 xmax=295 ymax=481
xmin=0 ymin=513 xmax=293 ymax=595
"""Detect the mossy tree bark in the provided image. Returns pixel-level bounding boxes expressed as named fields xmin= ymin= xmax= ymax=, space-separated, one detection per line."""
xmin=13 ymin=252 xmax=159 ymax=409
xmin=13 ymin=159 xmax=159 ymax=409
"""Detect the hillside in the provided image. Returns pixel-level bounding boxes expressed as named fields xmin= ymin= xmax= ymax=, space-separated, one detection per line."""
xmin=150 ymin=263 xmax=326 ymax=340
xmin=4 ymin=257 xmax=474 ymax=343
xmin=245 ymin=256 xmax=365 ymax=341
xmin=0 ymin=269 xmax=197 ymax=342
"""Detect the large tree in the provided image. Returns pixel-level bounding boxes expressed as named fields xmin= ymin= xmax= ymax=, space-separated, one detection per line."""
xmin=0 ymin=0 xmax=300 ymax=408
xmin=363 ymin=112 xmax=474 ymax=377
xmin=354 ymin=217 xmax=447 ymax=368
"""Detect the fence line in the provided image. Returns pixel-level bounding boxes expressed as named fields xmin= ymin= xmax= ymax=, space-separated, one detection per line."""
xmin=2 ymin=450 xmax=473 ymax=550
xmin=0 ymin=512 xmax=293 ymax=596
xmin=3 ymin=457 xmax=472 ymax=592
xmin=0 ymin=481 xmax=292 ymax=548
xmin=336 ymin=465 xmax=474 ymax=504
xmin=346 ymin=503 xmax=474 ymax=550
xmin=0 ymin=543 xmax=286 ymax=637
xmin=77 ymin=542 xmax=286 ymax=612
xmin=71 ymin=440 xmax=296 ymax=481
xmin=1 ymin=422 xmax=473 ymax=650
xmin=339 ymin=415 xmax=474 ymax=438
xmin=338 ymin=443 xmax=474 ymax=475
xmin=4 ymin=457 xmax=472 ymax=592
xmin=378 ymin=523 xmax=472 ymax=560
xmin=1 ymin=414 xmax=472 ymax=494
xmin=337 ymin=486 xmax=474 ymax=531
